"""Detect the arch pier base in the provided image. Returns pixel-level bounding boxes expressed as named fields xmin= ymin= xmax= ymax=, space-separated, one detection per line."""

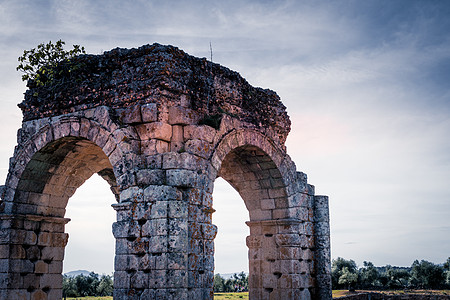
xmin=0 ymin=214 xmax=69 ymax=299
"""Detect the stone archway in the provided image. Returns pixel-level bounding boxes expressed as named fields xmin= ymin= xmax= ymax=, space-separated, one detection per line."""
xmin=0 ymin=114 xmax=124 ymax=299
xmin=0 ymin=43 xmax=331 ymax=299
xmin=212 ymin=130 xmax=329 ymax=299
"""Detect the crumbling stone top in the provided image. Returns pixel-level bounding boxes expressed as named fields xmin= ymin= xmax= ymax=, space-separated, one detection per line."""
xmin=19 ymin=43 xmax=290 ymax=142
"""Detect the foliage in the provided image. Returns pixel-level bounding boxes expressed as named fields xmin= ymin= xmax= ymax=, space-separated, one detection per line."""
xmin=199 ymin=113 xmax=223 ymax=130
xmin=214 ymin=272 xmax=248 ymax=293
xmin=359 ymin=261 xmax=381 ymax=288
xmin=338 ymin=267 xmax=358 ymax=291
xmin=409 ymin=260 xmax=445 ymax=289
xmin=444 ymin=258 xmax=450 ymax=285
xmin=332 ymin=257 xmax=358 ymax=290
xmin=383 ymin=265 xmax=410 ymax=289
xmin=331 ymin=257 xmax=450 ymax=291
xmin=17 ymin=40 xmax=85 ymax=87
xmin=63 ymin=272 xmax=113 ymax=298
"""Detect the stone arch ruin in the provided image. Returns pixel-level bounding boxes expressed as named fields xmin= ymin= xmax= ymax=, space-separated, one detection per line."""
xmin=0 ymin=44 xmax=331 ymax=299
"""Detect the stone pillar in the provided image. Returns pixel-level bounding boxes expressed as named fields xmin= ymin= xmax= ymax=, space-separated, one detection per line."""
xmin=0 ymin=214 xmax=69 ymax=299
xmin=111 ymin=149 xmax=217 ymax=299
xmin=246 ymin=219 xmax=314 ymax=300
xmin=313 ymin=195 xmax=332 ymax=300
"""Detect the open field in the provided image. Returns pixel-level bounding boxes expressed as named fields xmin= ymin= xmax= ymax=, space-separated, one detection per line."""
xmin=66 ymin=290 xmax=450 ymax=299
xmin=214 ymin=292 xmax=248 ymax=299
xmin=66 ymin=297 xmax=112 ymax=300
xmin=333 ymin=290 xmax=450 ymax=298
xmin=66 ymin=293 xmax=249 ymax=300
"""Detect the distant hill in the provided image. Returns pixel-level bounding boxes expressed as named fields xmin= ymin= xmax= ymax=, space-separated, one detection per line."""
xmin=216 ymin=272 xmax=248 ymax=279
xmin=64 ymin=270 xmax=91 ymax=277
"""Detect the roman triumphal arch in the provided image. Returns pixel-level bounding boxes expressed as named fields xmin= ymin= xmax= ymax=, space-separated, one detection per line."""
xmin=0 ymin=44 xmax=331 ymax=299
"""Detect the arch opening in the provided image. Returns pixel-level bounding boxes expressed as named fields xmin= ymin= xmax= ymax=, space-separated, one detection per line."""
xmin=212 ymin=177 xmax=249 ymax=276
xmin=5 ymin=137 xmax=119 ymax=299
xmin=214 ymin=144 xmax=293 ymax=298
xmin=218 ymin=145 xmax=288 ymax=221
xmin=64 ymin=173 xmax=116 ymax=276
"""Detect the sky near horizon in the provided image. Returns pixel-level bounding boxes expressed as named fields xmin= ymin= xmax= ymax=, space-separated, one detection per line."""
xmin=0 ymin=0 xmax=449 ymax=275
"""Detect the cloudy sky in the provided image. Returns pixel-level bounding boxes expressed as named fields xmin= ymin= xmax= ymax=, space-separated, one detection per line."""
xmin=0 ymin=0 xmax=449 ymax=275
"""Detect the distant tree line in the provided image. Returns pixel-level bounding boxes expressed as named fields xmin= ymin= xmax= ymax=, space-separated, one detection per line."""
xmin=214 ymin=272 xmax=248 ymax=292
xmin=63 ymin=272 xmax=113 ymax=298
xmin=332 ymin=257 xmax=450 ymax=291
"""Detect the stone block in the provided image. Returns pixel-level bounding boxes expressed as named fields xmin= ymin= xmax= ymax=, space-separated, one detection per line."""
xmin=139 ymin=253 xmax=152 ymax=271
xmin=51 ymin=232 xmax=68 ymax=247
xmin=249 ymin=209 xmax=272 ymax=221
xmin=23 ymin=273 xmax=40 ymax=289
xmin=315 ymin=234 xmax=330 ymax=251
xmin=184 ymin=139 xmax=212 ymax=159
xmin=168 ymin=202 xmax=188 ymax=219
xmin=168 ymin=234 xmax=188 ymax=251
xmin=167 ymin=252 xmax=188 ymax=270
xmin=163 ymin=152 xmax=208 ymax=170
xmin=168 ymin=106 xmax=199 ymax=125
xmin=153 ymin=218 xmax=169 ymax=236
xmin=47 ymin=289 xmax=63 ymax=300
xmin=117 ymin=172 xmax=136 ymax=190
xmin=166 ymin=169 xmax=200 ymax=188
xmin=112 ymin=221 xmax=130 ymax=238
xmin=313 ymin=195 xmax=329 ymax=222
xmin=280 ymin=259 xmax=296 ymax=274
xmin=261 ymin=198 xmax=275 ymax=210
xmin=144 ymin=185 xmax=181 ymax=202
xmin=246 ymin=236 xmax=262 ymax=249
xmin=184 ymin=125 xmax=216 ymax=143
xmin=301 ymin=248 xmax=315 ymax=261
xmin=150 ymin=270 xmax=166 ymax=288
xmin=10 ymin=259 xmax=34 ymax=273
xmin=154 ymin=252 xmax=168 ymax=269
xmin=141 ymin=139 xmax=158 ymax=156
xmin=146 ymin=154 xmax=163 ymax=169
xmin=26 ymin=245 xmax=40 ymax=261
xmin=275 ymin=233 xmax=303 ymax=247
xmin=279 ymin=247 xmax=300 ymax=260
xmin=141 ymin=103 xmax=158 ymax=122
xmin=136 ymin=122 xmax=172 ymax=141
xmin=201 ymin=224 xmax=217 ymax=240
xmin=114 ymin=270 xmax=130 ymax=289
xmin=130 ymin=271 xmax=148 ymax=289
xmin=41 ymin=247 xmax=65 ymax=261
xmin=304 ymin=222 xmax=314 ymax=235
xmin=48 ymin=260 xmax=63 ymax=274
xmin=204 ymin=240 xmax=214 ymax=255
xmin=149 ymin=236 xmax=168 ymax=253
xmin=34 ymin=260 xmax=48 ymax=274
xmin=150 ymin=201 xmax=168 ymax=219
xmin=10 ymin=244 xmax=26 ymax=259
xmin=314 ymin=221 xmax=330 ymax=236
xmin=136 ymin=169 xmax=165 ymax=186
xmin=171 ymin=125 xmax=184 ymax=152
xmin=156 ymin=140 xmax=170 ymax=154
xmin=119 ymin=187 xmax=144 ymax=203
xmin=120 ymin=105 xmax=142 ymax=124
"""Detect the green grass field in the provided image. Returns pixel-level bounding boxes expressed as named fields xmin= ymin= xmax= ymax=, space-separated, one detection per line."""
xmin=214 ymin=292 xmax=248 ymax=299
xmin=66 ymin=293 xmax=249 ymax=300
xmin=66 ymin=297 xmax=112 ymax=300
xmin=65 ymin=290 xmax=450 ymax=299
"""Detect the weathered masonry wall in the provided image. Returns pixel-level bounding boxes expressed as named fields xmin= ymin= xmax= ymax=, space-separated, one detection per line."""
xmin=0 ymin=44 xmax=331 ymax=299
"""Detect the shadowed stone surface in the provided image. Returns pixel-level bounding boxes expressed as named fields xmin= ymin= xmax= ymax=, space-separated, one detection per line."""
xmin=0 ymin=43 xmax=331 ymax=299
